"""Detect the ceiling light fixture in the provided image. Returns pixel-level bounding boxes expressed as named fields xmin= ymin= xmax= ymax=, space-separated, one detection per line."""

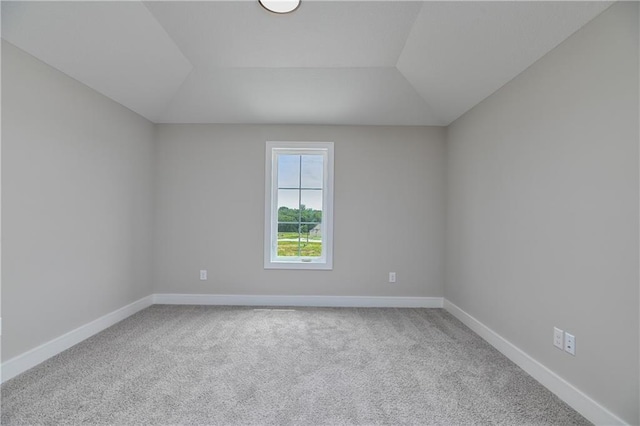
xmin=259 ymin=0 xmax=300 ymax=14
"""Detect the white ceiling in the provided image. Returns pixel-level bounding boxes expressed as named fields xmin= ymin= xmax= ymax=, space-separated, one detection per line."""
xmin=1 ymin=1 xmax=612 ymax=126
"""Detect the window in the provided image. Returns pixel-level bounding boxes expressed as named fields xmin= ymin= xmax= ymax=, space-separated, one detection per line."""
xmin=264 ymin=141 xmax=334 ymax=269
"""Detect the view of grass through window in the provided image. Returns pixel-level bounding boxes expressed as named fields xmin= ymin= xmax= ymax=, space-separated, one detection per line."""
xmin=277 ymin=154 xmax=323 ymax=257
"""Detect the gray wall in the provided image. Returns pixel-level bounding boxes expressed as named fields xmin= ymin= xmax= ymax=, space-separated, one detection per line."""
xmin=153 ymin=124 xmax=445 ymax=297
xmin=1 ymin=41 xmax=155 ymax=361
xmin=2 ymin=3 xmax=638 ymax=423
xmin=444 ymin=3 xmax=639 ymax=424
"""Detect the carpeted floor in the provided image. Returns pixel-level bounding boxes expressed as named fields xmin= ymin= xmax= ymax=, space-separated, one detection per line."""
xmin=2 ymin=305 xmax=590 ymax=425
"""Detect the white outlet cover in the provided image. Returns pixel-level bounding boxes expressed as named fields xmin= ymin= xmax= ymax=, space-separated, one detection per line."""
xmin=564 ymin=332 xmax=576 ymax=356
xmin=553 ymin=327 xmax=563 ymax=350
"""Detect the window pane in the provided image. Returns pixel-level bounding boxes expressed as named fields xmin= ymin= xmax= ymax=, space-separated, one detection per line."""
xmin=300 ymin=237 xmax=322 ymax=257
xmin=301 ymin=155 xmax=323 ymax=189
xmin=300 ymin=190 xmax=322 ymax=224
xmin=277 ymin=224 xmax=300 ymax=257
xmin=300 ymin=223 xmax=322 ymax=245
xmin=277 ymin=222 xmax=299 ymax=235
xmin=277 ymin=155 xmax=300 ymax=188
xmin=277 ymin=189 xmax=300 ymax=211
xmin=276 ymin=224 xmax=321 ymax=258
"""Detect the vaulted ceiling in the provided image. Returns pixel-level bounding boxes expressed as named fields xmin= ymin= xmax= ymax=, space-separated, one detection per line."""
xmin=1 ymin=1 xmax=611 ymax=126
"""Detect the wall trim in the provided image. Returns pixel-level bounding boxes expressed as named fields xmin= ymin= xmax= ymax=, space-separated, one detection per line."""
xmin=1 ymin=295 xmax=153 ymax=383
xmin=153 ymin=293 xmax=444 ymax=308
xmin=443 ymin=299 xmax=627 ymax=426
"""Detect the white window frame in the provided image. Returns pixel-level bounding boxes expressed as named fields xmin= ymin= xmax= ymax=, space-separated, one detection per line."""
xmin=264 ymin=141 xmax=334 ymax=270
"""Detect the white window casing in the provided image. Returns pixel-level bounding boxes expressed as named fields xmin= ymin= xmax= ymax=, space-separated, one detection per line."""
xmin=264 ymin=141 xmax=334 ymax=270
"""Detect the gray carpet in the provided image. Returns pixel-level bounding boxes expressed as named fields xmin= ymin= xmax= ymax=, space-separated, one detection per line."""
xmin=2 ymin=306 xmax=590 ymax=425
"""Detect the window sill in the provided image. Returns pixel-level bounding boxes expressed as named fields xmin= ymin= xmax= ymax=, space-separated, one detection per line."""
xmin=264 ymin=260 xmax=333 ymax=270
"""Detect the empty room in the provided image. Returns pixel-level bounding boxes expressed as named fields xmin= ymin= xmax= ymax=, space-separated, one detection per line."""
xmin=1 ymin=1 xmax=638 ymax=425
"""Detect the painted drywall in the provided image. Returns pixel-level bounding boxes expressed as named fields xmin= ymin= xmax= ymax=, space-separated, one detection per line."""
xmin=153 ymin=124 xmax=445 ymax=297
xmin=445 ymin=3 xmax=639 ymax=424
xmin=1 ymin=41 xmax=155 ymax=361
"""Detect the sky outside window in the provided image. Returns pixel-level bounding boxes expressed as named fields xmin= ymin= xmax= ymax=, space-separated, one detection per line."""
xmin=277 ymin=154 xmax=323 ymax=210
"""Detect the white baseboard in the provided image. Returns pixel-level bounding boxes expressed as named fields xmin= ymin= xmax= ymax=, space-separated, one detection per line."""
xmin=443 ymin=299 xmax=627 ymax=426
xmin=153 ymin=293 xmax=444 ymax=308
xmin=1 ymin=295 xmax=153 ymax=383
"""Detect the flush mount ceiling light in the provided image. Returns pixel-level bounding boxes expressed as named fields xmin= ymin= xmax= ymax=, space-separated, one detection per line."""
xmin=259 ymin=0 xmax=301 ymax=14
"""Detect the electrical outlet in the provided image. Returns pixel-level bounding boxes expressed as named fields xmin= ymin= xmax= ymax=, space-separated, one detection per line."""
xmin=553 ymin=327 xmax=564 ymax=350
xmin=389 ymin=272 xmax=396 ymax=283
xmin=564 ymin=332 xmax=575 ymax=356
xmin=199 ymin=270 xmax=207 ymax=281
